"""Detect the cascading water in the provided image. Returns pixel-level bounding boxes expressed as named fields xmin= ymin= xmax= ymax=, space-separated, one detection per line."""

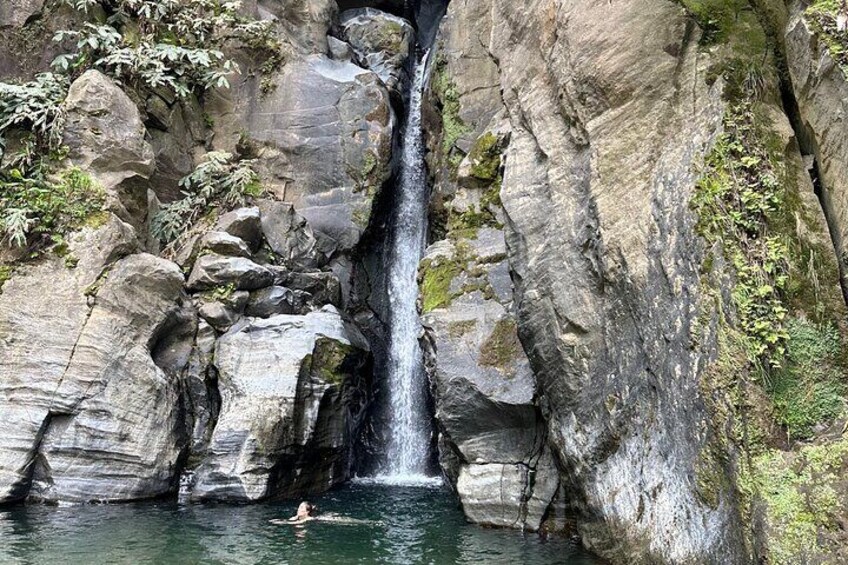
xmin=374 ymin=51 xmax=437 ymax=485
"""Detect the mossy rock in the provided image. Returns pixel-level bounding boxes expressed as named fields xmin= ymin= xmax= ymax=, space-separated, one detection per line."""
xmin=467 ymin=132 xmax=502 ymax=183
xmin=310 ymin=337 xmax=358 ymax=386
xmin=420 ymin=256 xmax=462 ymax=313
xmin=478 ymin=317 xmax=522 ymax=370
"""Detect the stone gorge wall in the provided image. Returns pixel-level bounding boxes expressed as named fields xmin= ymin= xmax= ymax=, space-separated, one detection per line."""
xmin=0 ymin=0 xmax=419 ymax=505
xmin=4 ymin=1 xmax=848 ymax=564
xmin=422 ymin=0 xmax=848 ymax=563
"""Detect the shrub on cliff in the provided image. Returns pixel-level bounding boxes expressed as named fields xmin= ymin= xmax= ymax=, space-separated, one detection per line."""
xmin=151 ymin=151 xmax=263 ymax=245
xmin=54 ymin=0 xmax=277 ymax=97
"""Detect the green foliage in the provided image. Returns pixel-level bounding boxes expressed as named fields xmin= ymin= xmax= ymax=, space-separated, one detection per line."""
xmin=0 ymin=166 xmax=105 ymax=251
xmin=742 ymin=439 xmax=848 ymax=564
xmin=55 ymin=0 xmax=277 ymax=97
xmin=0 ymin=73 xmax=68 ymax=154
xmin=693 ymin=101 xmax=790 ymax=361
xmin=151 ymin=151 xmax=263 ymax=244
xmin=201 ymin=282 xmax=236 ymax=302
xmin=807 ymin=0 xmax=848 ymax=77
xmin=766 ymin=319 xmax=846 ymax=439
xmin=432 ymin=55 xmax=471 ymax=174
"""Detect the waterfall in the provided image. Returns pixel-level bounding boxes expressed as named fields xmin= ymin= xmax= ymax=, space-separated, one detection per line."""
xmin=376 ymin=51 xmax=436 ymax=485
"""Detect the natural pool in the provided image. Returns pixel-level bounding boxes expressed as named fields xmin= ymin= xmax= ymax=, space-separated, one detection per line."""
xmin=0 ymin=482 xmax=601 ymax=564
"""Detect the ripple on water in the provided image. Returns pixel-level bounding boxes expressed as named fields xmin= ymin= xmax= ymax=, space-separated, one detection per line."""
xmin=0 ymin=483 xmax=602 ymax=565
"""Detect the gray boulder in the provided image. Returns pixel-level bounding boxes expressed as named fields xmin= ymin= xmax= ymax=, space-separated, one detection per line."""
xmin=245 ymin=286 xmax=296 ymax=317
xmin=339 ymin=8 xmax=415 ymax=96
xmin=0 ymin=216 xmax=138 ymax=503
xmin=197 ymin=290 xmax=249 ymax=331
xmin=63 ymin=70 xmax=155 ymax=229
xmin=187 ymin=254 xmax=274 ymax=291
xmin=421 ymin=229 xmax=553 ymax=530
xmin=245 ymin=56 xmax=395 ymax=252
xmin=0 ymin=242 xmax=188 ymax=503
xmin=282 ymin=271 xmax=342 ymax=308
xmin=455 ymin=448 xmax=560 ymax=531
xmin=215 ymin=207 xmax=263 ymax=251
xmin=190 ymin=308 xmax=371 ymax=502
xmin=257 ymin=200 xmax=318 ymax=267
xmin=183 ymin=320 xmax=219 ymax=457
xmin=0 ymin=0 xmax=44 ymax=28
xmin=200 ymin=231 xmax=253 ymax=258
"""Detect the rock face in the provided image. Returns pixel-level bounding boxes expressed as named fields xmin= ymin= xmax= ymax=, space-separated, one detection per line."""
xmin=484 ymin=2 xmax=737 ymax=560
xmin=244 ymin=56 xmax=395 ymax=257
xmin=63 ymin=70 xmax=155 ymax=228
xmin=0 ymin=0 xmax=43 ymax=28
xmin=191 ymin=308 xmax=370 ymax=502
xmin=785 ymin=12 xmax=848 ymax=291
xmin=0 ymin=219 xmax=189 ymax=503
xmin=339 ymin=8 xmax=415 ymax=97
xmin=421 ymin=0 xmax=742 ymax=561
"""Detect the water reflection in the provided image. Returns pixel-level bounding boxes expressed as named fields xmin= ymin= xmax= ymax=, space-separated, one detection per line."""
xmin=0 ymin=484 xmax=600 ymax=565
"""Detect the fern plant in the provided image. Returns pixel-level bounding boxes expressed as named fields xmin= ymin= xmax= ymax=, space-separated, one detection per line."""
xmin=151 ymin=152 xmax=263 ymax=244
xmin=0 ymin=166 xmax=105 ymax=249
xmin=0 ymin=73 xmax=69 ymax=157
xmin=55 ymin=0 xmax=277 ymax=97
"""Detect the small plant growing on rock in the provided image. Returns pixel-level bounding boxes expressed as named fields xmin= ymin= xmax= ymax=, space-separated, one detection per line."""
xmin=693 ymin=101 xmax=791 ymax=361
xmin=808 ymin=0 xmax=848 ymax=76
xmin=54 ymin=0 xmax=278 ymax=97
xmin=0 ymin=73 xmax=69 ymax=156
xmin=0 ymin=166 xmax=105 ymax=250
xmin=151 ymin=151 xmax=263 ymax=244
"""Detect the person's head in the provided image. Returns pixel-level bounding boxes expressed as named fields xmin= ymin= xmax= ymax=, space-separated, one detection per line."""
xmin=296 ymin=501 xmax=314 ymax=519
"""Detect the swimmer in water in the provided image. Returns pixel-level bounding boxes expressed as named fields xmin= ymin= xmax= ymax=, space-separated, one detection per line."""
xmin=270 ymin=501 xmax=382 ymax=526
xmin=288 ymin=501 xmax=316 ymax=523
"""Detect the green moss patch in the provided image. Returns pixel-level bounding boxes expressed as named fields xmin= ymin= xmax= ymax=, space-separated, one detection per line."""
xmin=766 ymin=319 xmax=847 ymax=440
xmin=420 ymin=256 xmax=462 ymax=313
xmin=742 ymin=438 xmax=848 ymax=564
xmin=0 ymin=264 xmax=13 ymax=294
xmin=432 ymin=55 xmax=471 ymax=174
xmin=310 ymin=338 xmax=357 ymax=387
xmin=479 ymin=318 xmax=522 ymax=370
xmin=467 ymin=132 xmax=502 ymax=183
xmin=447 ymin=319 xmax=477 ymax=338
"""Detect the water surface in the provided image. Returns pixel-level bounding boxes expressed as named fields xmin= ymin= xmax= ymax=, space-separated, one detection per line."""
xmin=0 ymin=483 xmax=601 ymax=564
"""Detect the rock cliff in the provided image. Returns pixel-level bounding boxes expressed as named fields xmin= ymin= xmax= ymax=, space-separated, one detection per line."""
xmin=3 ymin=1 xmax=848 ymax=564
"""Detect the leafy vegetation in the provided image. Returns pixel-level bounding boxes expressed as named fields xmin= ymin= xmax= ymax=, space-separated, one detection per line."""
xmin=693 ymin=101 xmax=790 ymax=361
xmin=807 ymin=0 xmax=848 ymax=76
xmin=0 ymin=73 xmax=68 ymax=153
xmin=54 ymin=0 xmax=277 ymax=98
xmin=0 ymin=166 xmax=105 ymax=251
xmin=766 ymin=319 xmax=846 ymax=440
xmin=151 ymin=151 xmax=263 ymax=244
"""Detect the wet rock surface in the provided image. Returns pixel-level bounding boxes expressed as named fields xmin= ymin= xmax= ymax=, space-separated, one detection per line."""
xmin=191 ymin=308 xmax=370 ymax=502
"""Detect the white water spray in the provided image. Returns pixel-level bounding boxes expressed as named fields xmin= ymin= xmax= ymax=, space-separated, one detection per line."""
xmin=375 ymin=51 xmax=437 ymax=485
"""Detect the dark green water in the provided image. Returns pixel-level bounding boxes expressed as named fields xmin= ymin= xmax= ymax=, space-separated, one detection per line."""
xmin=0 ymin=482 xmax=601 ymax=564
